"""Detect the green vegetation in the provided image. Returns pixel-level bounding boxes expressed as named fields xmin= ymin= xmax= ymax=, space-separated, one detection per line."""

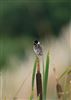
xmin=0 ymin=0 xmax=70 ymax=69
xmin=43 ymin=52 xmax=49 ymax=100
xmin=30 ymin=52 xmax=49 ymax=100
xmin=0 ymin=0 xmax=70 ymax=37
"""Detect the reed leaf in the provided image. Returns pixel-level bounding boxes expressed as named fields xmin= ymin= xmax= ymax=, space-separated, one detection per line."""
xmin=43 ymin=52 xmax=49 ymax=100
xmin=30 ymin=57 xmax=37 ymax=100
xmin=32 ymin=57 xmax=37 ymax=90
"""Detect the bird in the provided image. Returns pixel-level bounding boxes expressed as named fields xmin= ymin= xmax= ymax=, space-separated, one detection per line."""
xmin=33 ymin=40 xmax=43 ymax=56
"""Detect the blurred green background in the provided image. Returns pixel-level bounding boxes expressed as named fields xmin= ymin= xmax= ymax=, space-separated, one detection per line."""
xmin=0 ymin=0 xmax=71 ymax=100
xmin=0 ymin=0 xmax=70 ymax=69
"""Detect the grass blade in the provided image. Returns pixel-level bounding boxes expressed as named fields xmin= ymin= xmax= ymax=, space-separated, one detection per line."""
xmin=30 ymin=57 xmax=37 ymax=100
xmin=43 ymin=52 xmax=49 ymax=100
xmin=32 ymin=57 xmax=37 ymax=90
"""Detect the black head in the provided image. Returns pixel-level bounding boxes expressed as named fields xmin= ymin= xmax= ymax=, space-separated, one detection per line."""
xmin=34 ymin=40 xmax=38 ymax=45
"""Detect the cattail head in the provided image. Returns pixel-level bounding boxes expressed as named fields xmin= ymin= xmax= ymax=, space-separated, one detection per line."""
xmin=53 ymin=68 xmax=63 ymax=99
xmin=36 ymin=72 xmax=42 ymax=100
xmin=56 ymin=82 xmax=63 ymax=99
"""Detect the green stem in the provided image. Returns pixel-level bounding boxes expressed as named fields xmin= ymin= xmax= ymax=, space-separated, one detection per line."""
xmin=43 ymin=52 xmax=49 ymax=100
xmin=42 ymin=55 xmax=44 ymax=98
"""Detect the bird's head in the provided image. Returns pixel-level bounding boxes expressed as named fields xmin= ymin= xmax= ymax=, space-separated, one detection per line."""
xmin=34 ymin=40 xmax=40 ymax=45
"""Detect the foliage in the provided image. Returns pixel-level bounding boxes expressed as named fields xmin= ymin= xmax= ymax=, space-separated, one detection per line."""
xmin=0 ymin=0 xmax=70 ymax=69
xmin=30 ymin=52 xmax=49 ymax=100
xmin=30 ymin=57 xmax=37 ymax=100
xmin=0 ymin=0 xmax=70 ymax=37
xmin=43 ymin=52 xmax=49 ymax=100
xmin=32 ymin=57 xmax=37 ymax=91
